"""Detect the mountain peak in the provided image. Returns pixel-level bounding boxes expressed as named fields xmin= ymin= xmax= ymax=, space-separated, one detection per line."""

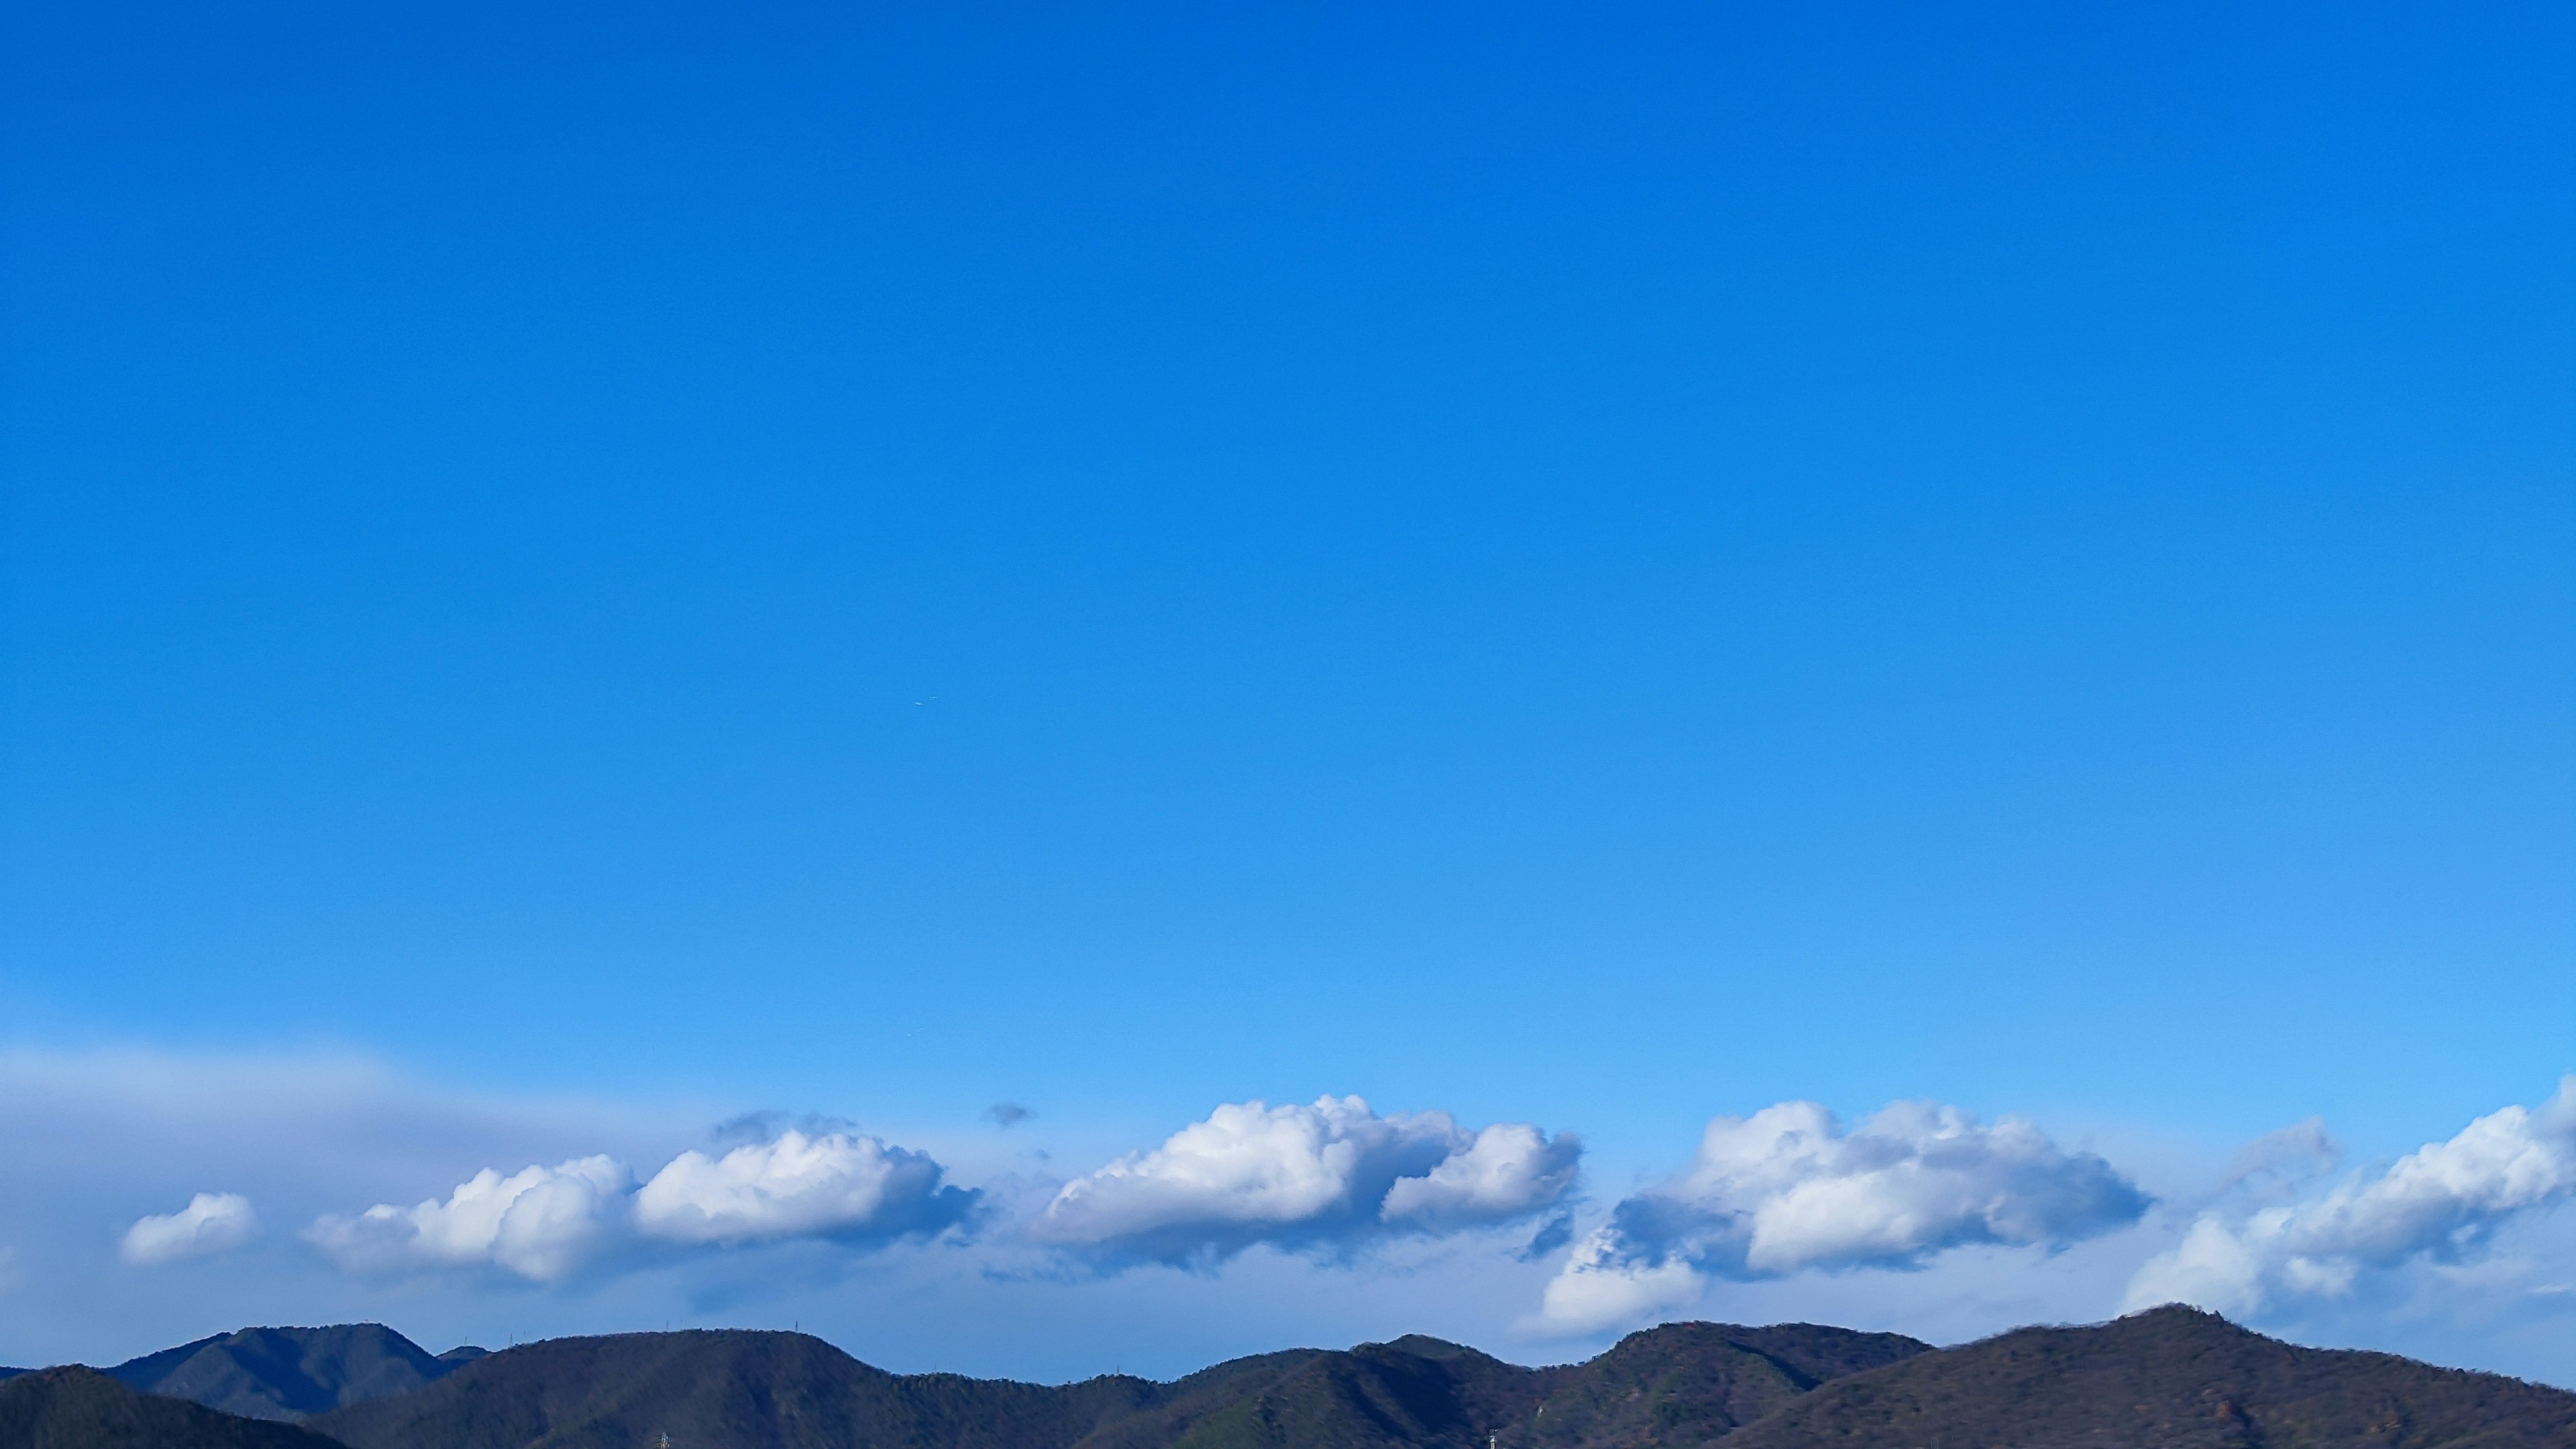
xmin=1373 ymin=1335 xmax=1481 ymax=1360
xmin=105 ymin=1322 xmax=453 ymax=1421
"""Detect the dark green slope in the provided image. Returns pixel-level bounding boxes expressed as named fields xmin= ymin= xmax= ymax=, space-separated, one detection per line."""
xmin=107 ymin=1324 xmax=455 ymax=1421
xmin=1513 ymin=1321 xmax=1929 ymax=1449
xmin=1723 ymin=1305 xmax=2576 ymax=1449
xmin=0 ymin=1366 xmax=348 ymax=1449
xmin=1065 ymin=1350 xmax=1331 ymax=1449
xmin=1134 ymin=1340 xmax=1529 ymax=1449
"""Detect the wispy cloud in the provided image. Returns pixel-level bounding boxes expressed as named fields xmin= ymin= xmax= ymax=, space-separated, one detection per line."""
xmin=121 ymin=1192 xmax=260 ymax=1266
xmin=1536 ymin=1098 xmax=2149 ymax=1334
xmin=2124 ymin=1077 xmax=2576 ymax=1318
xmin=1032 ymin=1095 xmax=1579 ymax=1267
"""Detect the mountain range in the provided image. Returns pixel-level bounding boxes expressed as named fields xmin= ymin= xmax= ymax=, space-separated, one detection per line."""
xmin=1 ymin=1308 xmax=2567 ymax=1449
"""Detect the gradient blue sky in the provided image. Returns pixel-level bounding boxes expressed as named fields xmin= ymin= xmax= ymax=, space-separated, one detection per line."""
xmin=4 ymin=0 xmax=2572 ymax=1389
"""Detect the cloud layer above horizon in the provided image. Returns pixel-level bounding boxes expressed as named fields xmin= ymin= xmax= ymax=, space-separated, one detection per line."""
xmin=30 ymin=1049 xmax=2571 ymax=1388
xmin=1537 ymin=1099 xmax=2153 ymax=1333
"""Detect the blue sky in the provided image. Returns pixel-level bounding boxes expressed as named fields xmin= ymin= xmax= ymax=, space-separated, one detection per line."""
xmin=3 ymin=0 xmax=2572 ymax=1390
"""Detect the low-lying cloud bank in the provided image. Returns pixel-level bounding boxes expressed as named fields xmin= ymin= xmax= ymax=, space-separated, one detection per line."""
xmin=2124 ymin=1076 xmax=2576 ymax=1318
xmin=305 ymin=1129 xmax=977 ymax=1282
xmin=1537 ymin=1099 xmax=2151 ymax=1334
xmin=1032 ymin=1095 xmax=1580 ymax=1266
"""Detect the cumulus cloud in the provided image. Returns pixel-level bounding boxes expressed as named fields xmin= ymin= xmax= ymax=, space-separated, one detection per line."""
xmin=1381 ymin=1122 xmax=1578 ymax=1228
xmin=120 ymin=1191 xmax=260 ymax=1265
xmin=307 ymin=1156 xmax=633 ymax=1283
xmin=634 ymin=1129 xmax=973 ymax=1246
xmin=2124 ymin=1077 xmax=2576 ymax=1318
xmin=1536 ymin=1098 xmax=2149 ymax=1334
xmin=1032 ymin=1095 xmax=1579 ymax=1265
xmin=307 ymin=1129 xmax=977 ymax=1281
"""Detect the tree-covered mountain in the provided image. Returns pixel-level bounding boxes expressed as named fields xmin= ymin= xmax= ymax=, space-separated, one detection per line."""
xmin=1723 ymin=1305 xmax=2576 ymax=1449
xmin=0 ymin=1366 xmax=347 ymax=1449
xmin=104 ymin=1325 xmax=460 ymax=1422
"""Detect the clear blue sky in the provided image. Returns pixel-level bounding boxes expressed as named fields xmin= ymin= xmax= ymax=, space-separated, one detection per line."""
xmin=3 ymin=0 xmax=2571 ymax=1385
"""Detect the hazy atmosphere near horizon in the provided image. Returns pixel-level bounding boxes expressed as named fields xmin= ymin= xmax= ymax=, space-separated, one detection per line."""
xmin=3 ymin=0 xmax=2573 ymax=1396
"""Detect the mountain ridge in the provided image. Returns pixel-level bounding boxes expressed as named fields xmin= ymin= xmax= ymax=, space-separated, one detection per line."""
xmin=7 ymin=1309 xmax=2569 ymax=1449
xmin=303 ymin=1310 xmax=2576 ymax=1449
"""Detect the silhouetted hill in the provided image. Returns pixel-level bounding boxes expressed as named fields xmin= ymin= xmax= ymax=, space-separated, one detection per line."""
xmin=433 ymin=1348 xmax=488 ymax=1368
xmin=1725 ymin=1306 xmax=2576 ymax=1449
xmin=105 ymin=1324 xmax=453 ymax=1421
xmin=0 ymin=1366 xmax=346 ymax=1449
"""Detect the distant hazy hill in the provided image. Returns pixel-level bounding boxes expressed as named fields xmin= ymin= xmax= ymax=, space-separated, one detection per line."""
xmin=104 ymin=1324 xmax=456 ymax=1422
xmin=309 ymin=1322 xmax=1926 ymax=1449
xmin=1723 ymin=1305 xmax=2576 ymax=1449
xmin=0 ymin=1366 xmax=345 ymax=1449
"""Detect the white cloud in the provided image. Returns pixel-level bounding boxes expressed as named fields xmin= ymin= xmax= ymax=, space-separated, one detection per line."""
xmin=1381 ymin=1122 xmax=1580 ymax=1228
xmin=1032 ymin=1095 xmax=1578 ymax=1265
xmin=1534 ymin=1098 xmax=2148 ymax=1334
xmin=119 ymin=1192 xmax=259 ymax=1266
xmin=306 ymin=1155 xmax=634 ymax=1283
xmin=304 ymin=1129 xmax=980 ymax=1281
xmin=1535 ymin=1228 xmax=1703 ymax=1334
xmin=2123 ymin=1077 xmax=2576 ymax=1318
xmin=634 ymin=1129 xmax=970 ymax=1246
